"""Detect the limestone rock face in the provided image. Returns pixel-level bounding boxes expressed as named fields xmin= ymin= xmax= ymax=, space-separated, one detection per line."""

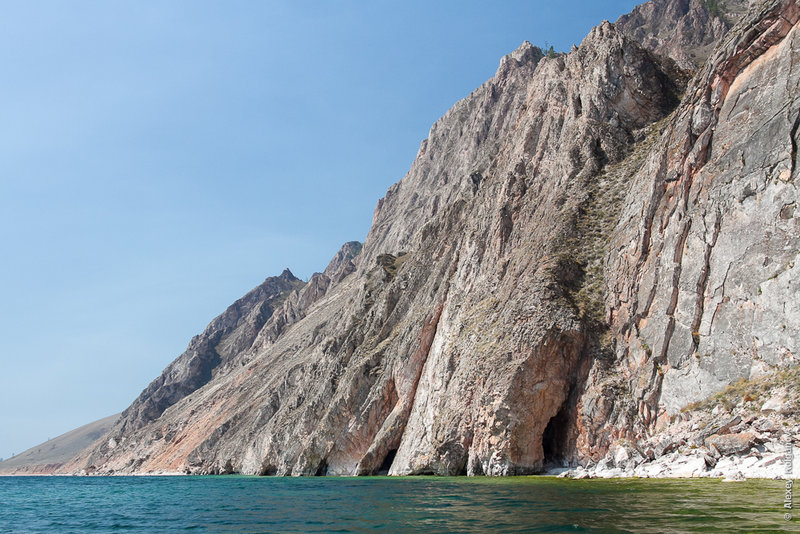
xmin=615 ymin=0 xmax=753 ymax=69
xmin=579 ymin=0 xmax=800 ymax=462
xmin=61 ymin=0 xmax=800 ymax=477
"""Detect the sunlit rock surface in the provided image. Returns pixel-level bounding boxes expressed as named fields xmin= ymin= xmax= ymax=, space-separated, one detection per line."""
xmin=43 ymin=0 xmax=800 ymax=478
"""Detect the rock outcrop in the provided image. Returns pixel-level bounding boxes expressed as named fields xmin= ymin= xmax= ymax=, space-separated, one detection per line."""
xmin=615 ymin=0 xmax=753 ymax=69
xmin=52 ymin=0 xmax=799 ymax=477
xmin=114 ymin=269 xmax=306 ymax=435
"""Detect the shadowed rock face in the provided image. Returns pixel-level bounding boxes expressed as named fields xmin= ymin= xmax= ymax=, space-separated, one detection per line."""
xmin=56 ymin=0 xmax=799 ymax=476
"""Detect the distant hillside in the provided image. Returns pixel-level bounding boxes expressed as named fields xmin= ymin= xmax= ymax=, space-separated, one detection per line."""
xmin=0 ymin=414 xmax=118 ymax=475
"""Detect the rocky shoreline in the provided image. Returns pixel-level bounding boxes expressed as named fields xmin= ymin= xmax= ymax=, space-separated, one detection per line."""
xmin=557 ymin=376 xmax=799 ymax=481
xmin=6 ymin=371 xmax=798 ymax=480
xmin=553 ymin=440 xmax=797 ymax=481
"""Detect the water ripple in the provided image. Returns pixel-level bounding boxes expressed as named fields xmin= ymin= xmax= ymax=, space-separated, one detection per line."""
xmin=0 ymin=476 xmax=793 ymax=533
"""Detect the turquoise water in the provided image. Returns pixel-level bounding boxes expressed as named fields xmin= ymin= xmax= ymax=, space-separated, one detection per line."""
xmin=0 ymin=476 xmax=793 ymax=533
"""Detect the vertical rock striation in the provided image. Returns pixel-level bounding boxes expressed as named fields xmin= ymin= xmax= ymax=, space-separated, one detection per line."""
xmin=59 ymin=0 xmax=800 ymax=477
xmin=580 ymin=0 xmax=800 ymax=461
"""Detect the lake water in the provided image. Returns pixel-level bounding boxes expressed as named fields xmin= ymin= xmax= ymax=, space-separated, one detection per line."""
xmin=0 ymin=475 xmax=793 ymax=532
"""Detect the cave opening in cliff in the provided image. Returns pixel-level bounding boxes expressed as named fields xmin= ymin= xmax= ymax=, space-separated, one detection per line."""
xmin=541 ymin=403 xmax=571 ymax=467
xmin=315 ymin=459 xmax=329 ymax=476
xmin=377 ymin=448 xmax=398 ymax=475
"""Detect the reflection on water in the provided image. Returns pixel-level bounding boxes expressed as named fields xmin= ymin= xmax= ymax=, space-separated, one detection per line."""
xmin=0 ymin=475 xmax=793 ymax=533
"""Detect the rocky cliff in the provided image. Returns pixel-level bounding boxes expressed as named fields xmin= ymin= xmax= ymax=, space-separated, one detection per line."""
xmin=578 ymin=0 xmax=800 ymax=475
xmin=615 ymin=0 xmax=753 ymax=69
xmin=60 ymin=0 xmax=798 ymax=477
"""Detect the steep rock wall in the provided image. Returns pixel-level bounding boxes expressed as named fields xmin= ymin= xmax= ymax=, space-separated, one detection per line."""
xmin=69 ymin=21 xmax=684 ymax=476
xmin=62 ymin=0 xmax=800 ymax=476
xmin=580 ymin=0 xmax=800 ymax=461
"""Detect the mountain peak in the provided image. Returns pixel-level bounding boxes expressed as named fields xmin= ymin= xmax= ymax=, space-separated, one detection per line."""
xmin=614 ymin=0 xmax=749 ymax=69
xmin=279 ymin=268 xmax=298 ymax=281
xmin=497 ymin=40 xmax=543 ymax=74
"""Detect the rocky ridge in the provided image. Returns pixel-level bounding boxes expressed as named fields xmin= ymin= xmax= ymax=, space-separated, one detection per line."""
xmin=44 ymin=0 xmax=800 ymax=478
xmin=114 ymin=268 xmax=306 ymax=435
xmin=616 ymin=0 xmax=753 ymax=69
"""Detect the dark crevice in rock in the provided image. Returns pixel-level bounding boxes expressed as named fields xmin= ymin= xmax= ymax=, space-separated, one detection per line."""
xmin=690 ymin=210 xmax=722 ymax=354
xmin=314 ymin=459 xmax=329 ymax=476
xmin=258 ymin=463 xmax=277 ymax=476
xmin=631 ymin=150 xmax=672 ymax=321
xmin=470 ymin=171 xmax=482 ymax=193
xmin=542 ymin=401 xmax=572 ymax=466
xmin=376 ymin=448 xmax=398 ymax=476
xmin=403 ymin=302 xmax=446 ymax=418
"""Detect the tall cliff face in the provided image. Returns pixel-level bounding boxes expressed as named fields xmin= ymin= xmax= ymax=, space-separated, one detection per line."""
xmin=65 ymin=0 xmax=799 ymax=476
xmin=356 ymin=25 xmax=683 ymax=476
xmin=580 ymin=0 xmax=800 ymax=460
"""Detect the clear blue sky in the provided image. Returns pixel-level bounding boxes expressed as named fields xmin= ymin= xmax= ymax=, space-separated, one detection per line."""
xmin=0 ymin=0 xmax=640 ymax=460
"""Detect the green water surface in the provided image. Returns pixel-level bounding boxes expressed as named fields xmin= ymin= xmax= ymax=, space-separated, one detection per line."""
xmin=0 ymin=475 xmax=793 ymax=533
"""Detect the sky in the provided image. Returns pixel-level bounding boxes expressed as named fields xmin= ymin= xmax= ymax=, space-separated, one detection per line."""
xmin=0 ymin=0 xmax=641 ymax=460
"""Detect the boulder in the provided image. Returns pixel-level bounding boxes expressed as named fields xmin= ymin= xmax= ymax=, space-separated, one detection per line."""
xmin=761 ymin=391 xmax=790 ymax=414
xmin=706 ymin=433 xmax=758 ymax=456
